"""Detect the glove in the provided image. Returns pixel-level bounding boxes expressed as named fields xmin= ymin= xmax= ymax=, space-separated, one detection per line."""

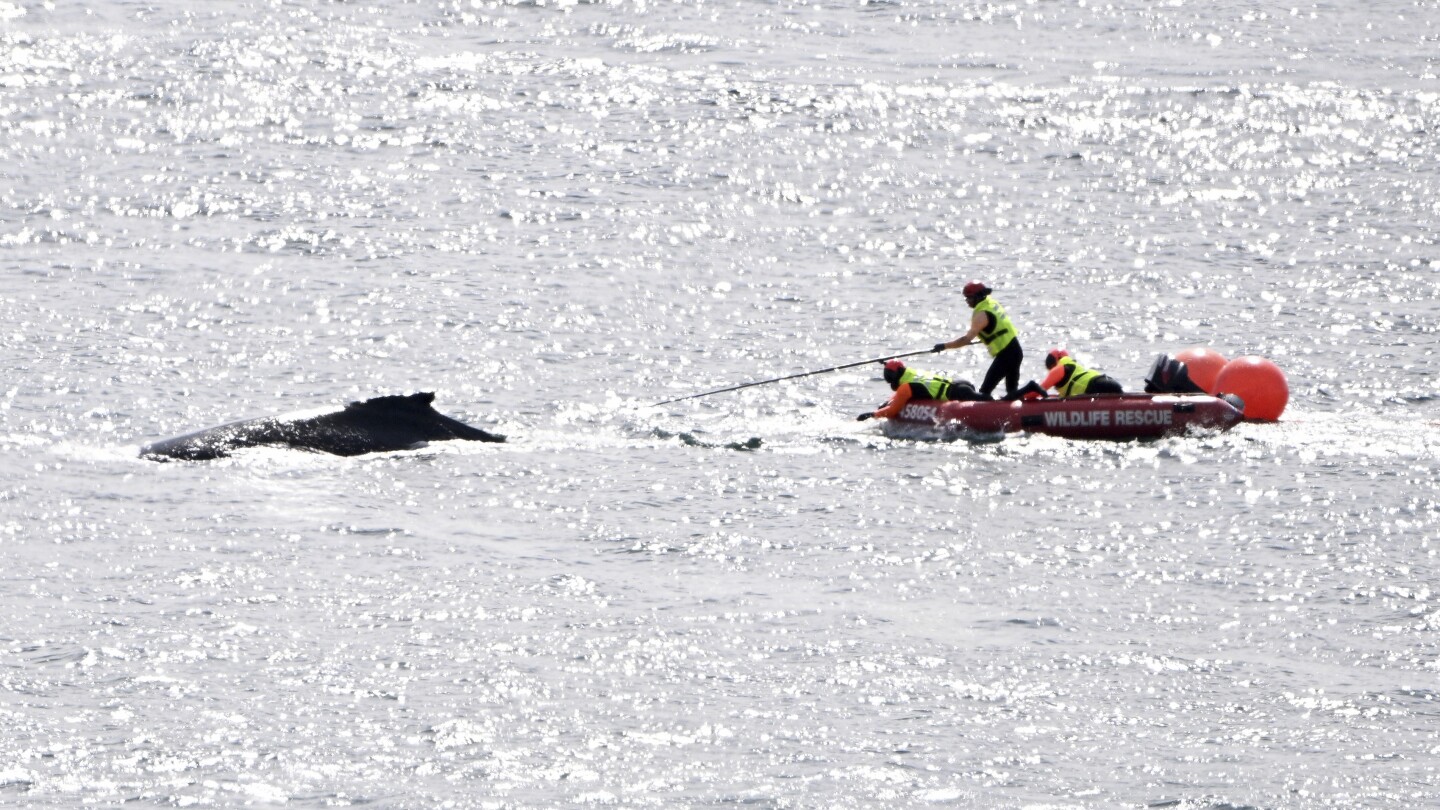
xmin=856 ymin=412 xmax=873 ymax=421
xmin=932 ymin=342 xmax=946 ymax=353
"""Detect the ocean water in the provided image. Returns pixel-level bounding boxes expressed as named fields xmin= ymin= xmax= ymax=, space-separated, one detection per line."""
xmin=2 ymin=1 xmax=1438 ymax=807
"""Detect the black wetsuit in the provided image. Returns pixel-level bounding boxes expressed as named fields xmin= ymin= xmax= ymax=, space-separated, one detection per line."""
xmin=981 ymin=332 xmax=1024 ymax=400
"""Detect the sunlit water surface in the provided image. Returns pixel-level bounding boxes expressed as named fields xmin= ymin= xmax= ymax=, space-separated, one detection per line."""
xmin=2 ymin=1 xmax=1438 ymax=807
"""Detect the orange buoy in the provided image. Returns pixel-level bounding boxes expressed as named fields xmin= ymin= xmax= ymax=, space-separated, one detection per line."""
xmin=1174 ymin=347 xmax=1229 ymax=394
xmin=1213 ymin=356 xmax=1288 ymax=421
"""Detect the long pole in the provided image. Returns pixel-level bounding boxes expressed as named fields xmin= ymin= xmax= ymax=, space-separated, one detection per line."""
xmin=652 ymin=348 xmax=936 ymax=406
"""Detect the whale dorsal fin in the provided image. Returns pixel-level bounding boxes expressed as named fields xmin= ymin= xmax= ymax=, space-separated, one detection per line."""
xmin=347 ymin=392 xmax=436 ymax=411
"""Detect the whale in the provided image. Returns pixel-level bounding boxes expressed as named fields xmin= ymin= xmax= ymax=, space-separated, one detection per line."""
xmin=140 ymin=392 xmax=505 ymax=461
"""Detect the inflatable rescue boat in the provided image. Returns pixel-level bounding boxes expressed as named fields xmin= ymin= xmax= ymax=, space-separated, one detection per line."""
xmin=884 ymin=392 xmax=1244 ymax=440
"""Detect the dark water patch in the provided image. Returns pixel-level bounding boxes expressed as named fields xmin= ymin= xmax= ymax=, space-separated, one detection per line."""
xmin=648 ymin=427 xmax=763 ymax=451
xmin=1005 ymin=617 xmax=1063 ymax=629
xmin=319 ymin=524 xmax=410 ymax=537
xmin=23 ymin=644 xmax=90 ymax=667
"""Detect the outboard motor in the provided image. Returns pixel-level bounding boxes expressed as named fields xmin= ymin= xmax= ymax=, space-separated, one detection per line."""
xmin=1144 ymin=354 xmax=1207 ymax=394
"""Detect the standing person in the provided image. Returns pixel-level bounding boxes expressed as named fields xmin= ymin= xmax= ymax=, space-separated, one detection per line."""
xmin=932 ymin=280 xmax=1023 ymax=400
xmin=1017 ymin=348 xmax=1125 ymax=398
xmin=857 ymin=360 xmax=981 ymax=421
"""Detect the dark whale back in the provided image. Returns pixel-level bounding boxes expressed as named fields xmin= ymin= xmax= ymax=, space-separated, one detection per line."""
xmin=140 ymin=392 xmax=504 ymax=461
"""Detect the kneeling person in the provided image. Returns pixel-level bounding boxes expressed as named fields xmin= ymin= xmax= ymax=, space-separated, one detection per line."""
xmin=858 ymin=360 xmax=982 ymax=421
xmin=1017 ymin=348 xmax=1124 ymax=399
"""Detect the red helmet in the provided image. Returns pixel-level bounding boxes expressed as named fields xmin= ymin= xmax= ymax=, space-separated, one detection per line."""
xmin=1045 ymin=348 xmax=1069 ymax=369
xmin=962 ymin=280 xmax=990 ymax=299
xmin=882 ymin=359 xmax=907 ymax=386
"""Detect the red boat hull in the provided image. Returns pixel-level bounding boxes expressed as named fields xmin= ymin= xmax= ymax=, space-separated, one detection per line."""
xmin=885 ymin=393 xmax=1243 ymax=440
